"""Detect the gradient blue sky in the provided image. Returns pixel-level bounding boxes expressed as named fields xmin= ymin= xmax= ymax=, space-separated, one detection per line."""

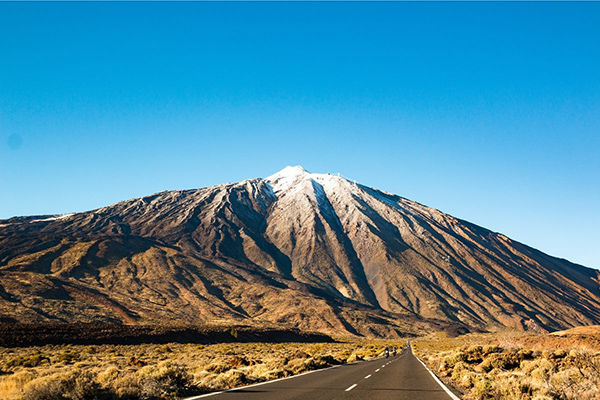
xmin=1 ymin=2 xmax=599 ymax=268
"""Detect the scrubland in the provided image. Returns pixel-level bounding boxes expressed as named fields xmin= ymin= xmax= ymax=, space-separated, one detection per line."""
xmin=0 ymin=340 xmax=403 ymax=400
xmin=413 ymin=331 xmax=600 ymax=400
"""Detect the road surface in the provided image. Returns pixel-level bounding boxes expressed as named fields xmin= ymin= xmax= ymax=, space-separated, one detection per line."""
xmin=189 ymin=344 xmax=459 ymax=400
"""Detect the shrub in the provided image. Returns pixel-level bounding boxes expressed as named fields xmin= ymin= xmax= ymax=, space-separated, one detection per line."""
xmin=54 ymin=352 xmax=79 ymax=365
xmin=64 ymin=372 xmax=108 ymax=400
xmin=229 ymin=356 xmax=249 ymax=367
xmin=445 ymin=351 xmax=468 ymax=366
xmin=482 ymin=345 xmax=502 ymax=355
xmin=206 ymin=362 xmax=231 ymax=374
xmin=138 ymin=363 xmax=193 ymax=398
xmin=21 ymin=371 xmax=109 ymax=400
xmin=222 ymin=370 xmax=248 ymax=388
xmin=21 ymin=375 xmax=66 ymax=400
xmin=96 ymin=365 xmax=119 ymax=387
xmin=5 ymin=354 xmax=50 ymax=369
xmin=346 ymin=353 xmax=363 ymax=363
xmin=127 ymin=357 xmax=145 ymax=367
xmin=480 ymin=353 xmax=520 ymax=372
xmin=464 ymin=346 xmax=484 ymax=364
xmin=517 ymin=348 xmax=534 ymax=361
xmin=473 ymin=377 xmax=495 ymax=398
xmin=0 ymin=369 xmax=37 ymax=398
xmin=110 ymin=373 xmax=142 ymax=399
xmin=291 ymin=350 xmax=309 ymax=359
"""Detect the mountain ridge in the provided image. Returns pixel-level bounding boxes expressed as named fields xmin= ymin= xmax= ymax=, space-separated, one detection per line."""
xmin=1 ymin=166 xmax=598 ymax=337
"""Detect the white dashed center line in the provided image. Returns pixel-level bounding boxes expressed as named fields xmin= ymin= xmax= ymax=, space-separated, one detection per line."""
xmin=375 ymin=368 xmax=380 ymax=372
xmin=364 ymin=374 xmax=371 ymax=379
xmin=345 ymin=384 xmax=357 ymax=392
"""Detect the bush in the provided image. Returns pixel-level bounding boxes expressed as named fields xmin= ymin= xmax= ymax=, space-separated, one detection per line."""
xmin=517 ymin=348 xmax=534 ymax=360
xmin=463 ymin=346 xmax=484 ymax=364
xmin=0 ymin=370 xmax=37 ymax=398
xmin=445 ymin=351 xmax=468 ymax=366
xmin=21 ymin=371 xmax=109 ymax=400
xmin=138 ymin=363 xmax=193 ymax=398
xmin=110 ymin=373 xmax=142 ymax=399
xmin=65 ymin=372 xmax=108 ymax=400
xmin=473 ymin=377 xmax=495 ymax=398
xmin=229 ymin=356 xmax=249 ymax=367
xmin=346 ymin=353 xmax=363 ymax=363
xmin=54 ymin=352 xmax=79 ymax=365
xmin=5 ymin=354 xmax=50 ymax=369
xmin=21 ymin=375 xmax=66 ymax=400
xmin=480 ymin=353 xmax=520 ymax=372
xmin=206 ymin=362 xmax=231 ymax=374
xmin=221 ymin=370 xmax=248 ymax=388
xmin=482 ymin=345 xmax=502 ymax=355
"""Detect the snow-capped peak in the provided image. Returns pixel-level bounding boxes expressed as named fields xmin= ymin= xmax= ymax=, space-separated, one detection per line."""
xmin=267 ymin=165 xmax=308 ymax=180
xmin=266 ymin=165 xmax=352 ymax=196
xmin=266 ymin=166 xmax=310 ymax=194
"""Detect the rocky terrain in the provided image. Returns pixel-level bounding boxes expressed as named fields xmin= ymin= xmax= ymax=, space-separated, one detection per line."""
xmin=1 ymin=166 xmax=599 ymax=337
xmin=0 ymin=323 xmax=334 ymax=348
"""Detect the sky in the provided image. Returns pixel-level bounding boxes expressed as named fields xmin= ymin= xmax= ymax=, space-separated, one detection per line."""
xmin=0 ymin=2 xmax=599 ymax=268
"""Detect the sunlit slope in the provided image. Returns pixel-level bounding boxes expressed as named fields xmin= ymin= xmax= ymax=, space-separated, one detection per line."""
xmin=1 ymin=166 xmax=599 ymax=336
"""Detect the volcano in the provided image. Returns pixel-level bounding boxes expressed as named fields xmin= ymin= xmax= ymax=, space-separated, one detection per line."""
xmin=1 ymin=166 xmax=598 ymax=337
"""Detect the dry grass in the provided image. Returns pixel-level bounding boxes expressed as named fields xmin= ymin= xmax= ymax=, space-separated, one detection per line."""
xmin=0 ymin=339 xmax=405 ymax=399
xmin=413 ymin=331 xmax=600 ymax=400
xmin=551 ymin=326 xmax=600 ymax=337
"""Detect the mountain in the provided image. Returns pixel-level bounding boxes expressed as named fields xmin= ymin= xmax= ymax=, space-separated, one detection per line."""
xmin=1 ymin=166 xmax=599 ymax=337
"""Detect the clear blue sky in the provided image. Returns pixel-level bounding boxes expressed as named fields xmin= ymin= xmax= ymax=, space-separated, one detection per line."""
xmin=1 ymin=2 xmax=599 ymax=268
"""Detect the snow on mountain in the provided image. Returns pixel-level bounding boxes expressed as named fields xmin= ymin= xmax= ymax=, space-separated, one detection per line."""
xmin=1 ymin=166 xmax=599 ymax=337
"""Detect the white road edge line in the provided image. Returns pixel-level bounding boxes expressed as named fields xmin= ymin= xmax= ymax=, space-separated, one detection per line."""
xmin=364 ymin=374 xmax=372 ymax=379
xmin=345 ymin=384 xmax=357 ymax=392
xmin=185 ymin=354 xmax=390 ymax=399
xmin=413 ymin=351 xmax=461 ymax=400
xmin=184 ymin=364 xmax=341 ymax=399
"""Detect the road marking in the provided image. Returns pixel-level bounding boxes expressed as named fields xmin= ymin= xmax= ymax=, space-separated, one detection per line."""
xmin=364 ymin=374 xmax=371 ymax=379
xmin=412 ymin=347 xmax=461 ymax=400
xmin=375 ymin=368 xmax=380 ymax=372
xmin=185 ymin=364 xmax=341 ymax=399
xmin=187 ymin=354 xmax=392 ymax=399
xmin=345 ymin=384 xmax=357 ymax=392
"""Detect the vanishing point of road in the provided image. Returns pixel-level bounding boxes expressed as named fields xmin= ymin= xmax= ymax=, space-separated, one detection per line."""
xmin=188 ymin=343 xmax=460 ymax=400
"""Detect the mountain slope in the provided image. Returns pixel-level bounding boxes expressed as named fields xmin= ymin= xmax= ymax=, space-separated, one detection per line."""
xmin=1 ymin=166 xmax=598 ymax=336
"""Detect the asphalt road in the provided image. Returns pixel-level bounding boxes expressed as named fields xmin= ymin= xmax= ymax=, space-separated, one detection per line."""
xmin=190 ymin=344 xmax=459 ymax=400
